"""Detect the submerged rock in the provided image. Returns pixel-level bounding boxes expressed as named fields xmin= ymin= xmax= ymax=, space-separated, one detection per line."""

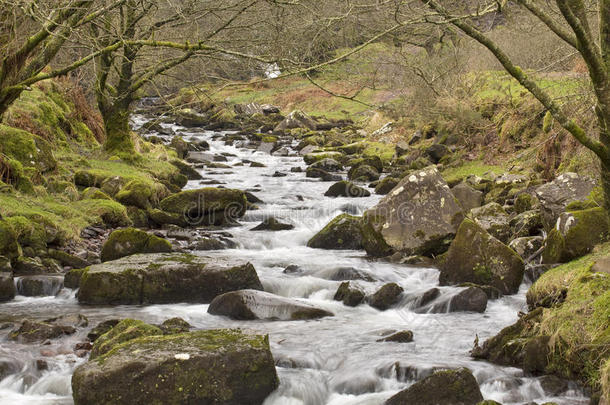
xmin=9 ymin=319 xmax=77 ymax=343
xmin=100 ymin=228 xmax=172 ymax=262
xmin=16 ymin=275 xmax=63 ymax=296
xmin=439 ymin=219 xmax=524 ymax=295
xmin=362 ymin=166 xmax=462 ymax=257
xmin=307 ymin=214 xmax=363 ymax=250
xmin=334 ymin=282 xmax=365 ymax=307
xmin=72 ymin=329 xmax=279 ymax=405
xmin=385 ymin=368 xmax=483 ymax=405
xmin=377 ymin=330 xmax=413 ymax=343
xmin=368 ymin=283 xmax=404 ymax=310
xmin=0 ymin=273 xmax=15 ymax=302
xmin=208 ymin=289 xmax=333 ymax=320
xmin=433 ymin=287 xmax=488 ymax=313
xmin=71 ymin=253 xmax=262 ymax=305
xmin=251 ymin=217 xmax=294 ymax=231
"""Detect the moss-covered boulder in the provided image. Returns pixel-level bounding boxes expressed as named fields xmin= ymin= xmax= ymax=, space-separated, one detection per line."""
xmin=439 ymin=219 xmax=524 ymax=295
xmin=363 ymin=166 xmax=463 ymax=257
xmin=5 ymin=215 xmax=48 ymax=250
xmin=534 ymin=173 xmax=596 ymax=230
xmin=303 ymin=152 xmax=345 ymax=165
xmin=100 ymin=228 xmax=172 ymax=262
xmin=553 ymin=208 xmax=609 ymax=262
xmin=81 ymin=187 xmax=112 ymax=200
xmin=307 ymin=214 xmax=363 ymax=250
xmin=348 ymin=164 xmax=380 ymax=182
xmin=90 ymin=319 xmax=163 ymax=359
xmin=116 ymin=180 xmax=169 ymax=210
xmin=0 ymin=125 xmax=57 ymax=173
xmin=0 ymin=220 xmax=21 ymax=261
xmin=208 ymin=289 xmax=333 ymax=320
xmin=385 ymin=368 xmax=483 ymax=405
xmin=0 ymin=273 xmax=15 ymax=302
xmin=324 ymin=181 xmax=370 ymax=198
xmin=310 ymin=158 xmax=343 ymax=172
xmin=72 ymin=253 xmax=262 ymax=305
xmin=375 ymin=177 xmax=399 ymax=195
xmin=347 ymin=155 xmax=384 ymax=173
xmin=48 ymin=249 xmax=90 ymax=269
xmin=470 ymin=202 xmax=511 ymax=243
xmin=72 ymin=329 xmax=279 ymax=405
xmin=148 ymin=208 xmax=188 ymax=227
xmin=159 ymin=188 xmax=247 ymax=226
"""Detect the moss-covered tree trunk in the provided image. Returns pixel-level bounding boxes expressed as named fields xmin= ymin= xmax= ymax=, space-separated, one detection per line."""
xmin=100 ymin=99 xmax=135 ymax=157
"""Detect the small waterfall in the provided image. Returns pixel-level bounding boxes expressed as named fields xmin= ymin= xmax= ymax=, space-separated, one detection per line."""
xmin=15 ymin=276 xmax=64 ymax=297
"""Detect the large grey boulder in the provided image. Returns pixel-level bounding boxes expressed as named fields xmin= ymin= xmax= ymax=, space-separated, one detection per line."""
xmin=534 ymin=172 xmax=595 ymax=230
xmin=69 ymin=253 xmax=262 ymax=305
xmin=72 ymin=329 xmax=279 ymax=405
xmin=362 ymin=166 xmax=463 ymax=257
xmin=439 ymin=219 xmax=524 ymax=295
xmin=385 ymin=368 xmax=483 ymax=405
xmin=208 ymin=289 xmax=333 ymax=320
xmin=451 ymin=182 xmax=483 ymax=212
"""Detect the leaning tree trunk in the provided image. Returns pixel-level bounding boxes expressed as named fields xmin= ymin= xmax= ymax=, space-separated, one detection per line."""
xmin=100 ymin=100 xmax=135 ymax=157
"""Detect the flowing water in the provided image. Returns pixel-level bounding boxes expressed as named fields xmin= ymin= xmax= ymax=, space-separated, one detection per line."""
xmin=0 ymin=116 xmax=590 ymax=405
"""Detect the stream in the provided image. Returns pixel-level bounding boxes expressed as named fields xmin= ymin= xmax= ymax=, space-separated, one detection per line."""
xmin=0 ymin=115 xmax=590 ymax=405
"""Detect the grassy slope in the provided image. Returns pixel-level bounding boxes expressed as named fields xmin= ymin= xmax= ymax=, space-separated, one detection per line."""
xmin=192 ymin=44 xmax=593 ymax=183
xmin=0 ymin=80 xmax=181 ymax=243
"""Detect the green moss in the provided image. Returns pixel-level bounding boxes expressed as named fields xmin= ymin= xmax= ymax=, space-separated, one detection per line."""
xmin=91 ymin=319 xmax=163 ymax=360
xmin=361 ymin=141 xmax=395 ymax=164
xmin=81 ymin=187 xmax=112 ymax=200
xmin=4 ymin=216 xmax=47 ymax=250
xmin=115 ymin=180 xmax=155 ymax=209
xmin=0 ymin=219 xmax=21 ymax=261
xmin=73 ymin=199 xmax=131 ymax=228
xmin=525 ymin=243 xmax=610 ymax=390
xmin=100 ymin=228 xmax=172 ymax=262
xmin=441 ymin=161 xmax=504 ymax=185
xmin=261 ymin=136 xmax=277 ymax=143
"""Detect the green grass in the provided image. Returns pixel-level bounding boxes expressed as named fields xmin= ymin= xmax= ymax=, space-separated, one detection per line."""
xmin=441 ymin=161 xmax=505 ymax=184
xmin=527 ymin=242 xmax=610 ymax=389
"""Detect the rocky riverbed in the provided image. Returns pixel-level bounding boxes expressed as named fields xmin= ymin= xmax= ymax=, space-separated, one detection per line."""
xmin=0 ymin=111 xmax=596 ymax=404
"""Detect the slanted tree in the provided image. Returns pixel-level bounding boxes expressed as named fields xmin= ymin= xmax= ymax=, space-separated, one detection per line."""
xmin=0 ymin=0 xmax=128 ymax=119
xmin=89 ymin=0 xmax=276 ymax=156
xmin=420 ymin=0 xmax=610 ymax=210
